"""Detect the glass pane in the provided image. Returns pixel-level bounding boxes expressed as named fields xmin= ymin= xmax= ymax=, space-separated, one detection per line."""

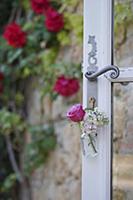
xmin=114 ymin=1 xmax=133 ymax=68
xmin=113 ymin=82 xmax=133 ymax=200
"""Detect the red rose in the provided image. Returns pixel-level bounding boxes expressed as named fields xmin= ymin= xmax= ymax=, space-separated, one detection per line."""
xmin=31 ymin=0 xmax=49 ymax=14
xmin=45 ymin=7 xmax=64 ymax=32
xmin=0 ymin=72 xmax=4 ymax=81
xmin=54 ymin=75 xmax=80 ymax=97
xmin=67 ymin=104 xmax=85 ymax=122
xmin=3 ymin=23 xmax=26 ymax=48
xmin=0 ymin=72 xmax=4 ymax=94
xmin=0 ymin=83 xmax=4 ymax=94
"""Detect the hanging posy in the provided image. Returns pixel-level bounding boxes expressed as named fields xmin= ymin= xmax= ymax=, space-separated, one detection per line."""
xmin=67 ymin=104 xmax=109 ymax=157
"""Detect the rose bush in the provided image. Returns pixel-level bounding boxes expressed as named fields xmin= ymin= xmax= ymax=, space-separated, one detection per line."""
xmin=3 ymin=23 xmax=27 ymax=48
xmin=54 ymin=75 xmax=80 ymax=97
xmin=0 ymin=0 xmax=83 ymax=195
xmin=67 ymin=104 xmax=85 ymax=122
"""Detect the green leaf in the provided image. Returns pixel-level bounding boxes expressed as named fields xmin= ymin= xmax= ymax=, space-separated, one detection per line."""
xmin=1 ymin=174 xmax=17 ymax=192
xmin=7 ymin=49 xmax=23 ymax=64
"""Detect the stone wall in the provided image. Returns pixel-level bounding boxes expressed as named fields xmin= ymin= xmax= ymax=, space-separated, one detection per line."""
xmin=113 ymin=17 xmax=133 ymax=200
xmin=27 ymin=92 xmax=82 ymax=200
xmin=27 ymin=6 xmax=83 ymax=198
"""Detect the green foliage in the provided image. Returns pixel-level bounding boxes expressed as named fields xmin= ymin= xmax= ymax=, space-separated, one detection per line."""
xmin=0 ymin=109 xmax=26 ymax=135
xmin=57 ymin=31 xmax=71 ymax=46
xmin=24 ymin=125 xmax=56 ymax=175
xmin=64 ymin=13 xmax=83 ymax=44
xmin=60 ymin=0 xmax=78 ymax=7
xmin=1 ymin=174 xmax=17 ymax=192
xmin=114 ymin=2 xmax=133 ymax=48
xmin=0 ymin=0 xmax=13 ymax=31
xmin=0 ymin=110 xmax=56 ymax=192
xmin=0 ymin=135 xmax=15 ymax=198
xmin=22 ymin=0 xmax=30 ymax=10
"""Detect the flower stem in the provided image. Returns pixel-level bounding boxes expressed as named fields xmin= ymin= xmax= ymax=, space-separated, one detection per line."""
xmin=88 ymin=134 xmax=97 ymax=154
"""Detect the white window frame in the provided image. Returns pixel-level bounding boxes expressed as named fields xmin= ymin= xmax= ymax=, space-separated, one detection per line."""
xmin=82 ymin=1 xmax=133 ymax=200
xmin=83 ymin=0 xmax=112 ymax=200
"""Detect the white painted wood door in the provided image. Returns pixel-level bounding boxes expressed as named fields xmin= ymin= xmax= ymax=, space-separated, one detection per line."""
xmin=82 ymin=1 xmax=133 ymax=200
xmin=82 ymin=0 xmax=112 ymax=199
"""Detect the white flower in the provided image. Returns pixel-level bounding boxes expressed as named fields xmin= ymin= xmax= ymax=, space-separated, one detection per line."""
xmin=81 ymin=107 xmax=109 ymax=134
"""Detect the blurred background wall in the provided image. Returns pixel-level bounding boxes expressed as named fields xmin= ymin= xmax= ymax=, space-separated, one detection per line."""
xmin=0 ymin=0 xmax=82 ymax=200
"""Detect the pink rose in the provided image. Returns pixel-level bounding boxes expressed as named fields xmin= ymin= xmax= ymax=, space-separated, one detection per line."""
xmin=67 ymin=104 xmax=85 ymax=122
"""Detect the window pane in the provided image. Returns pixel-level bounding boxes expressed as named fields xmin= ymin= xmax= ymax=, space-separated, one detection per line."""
xmin=113 ymin=82 xmax=133 ymax=200
xmin=114 ymin=1 xmax=133 ymax=68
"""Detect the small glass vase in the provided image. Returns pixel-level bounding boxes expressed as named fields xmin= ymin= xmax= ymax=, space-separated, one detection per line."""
xmin=81 ymin=131 xmax=98 ymax=158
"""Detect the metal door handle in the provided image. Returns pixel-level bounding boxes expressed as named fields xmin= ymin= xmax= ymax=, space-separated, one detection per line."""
xmin=85 ymin=65 xmax=120 ymax=81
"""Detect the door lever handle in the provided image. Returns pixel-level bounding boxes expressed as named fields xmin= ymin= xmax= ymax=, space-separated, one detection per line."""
xmin=85 ymin=65 xmax=120 ymax=81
